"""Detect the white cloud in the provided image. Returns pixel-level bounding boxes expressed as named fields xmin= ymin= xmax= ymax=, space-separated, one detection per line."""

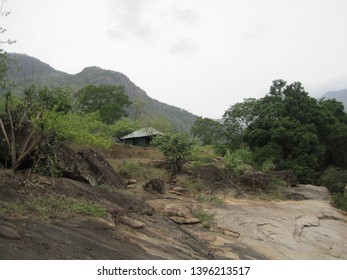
xmin=169 ymin=37 xmax=198 ymax=57
xmin=4 ymin=0 xmax=347 ymax=118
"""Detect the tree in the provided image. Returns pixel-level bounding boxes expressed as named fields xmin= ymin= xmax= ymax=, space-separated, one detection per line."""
xmin=223 ymin=98 xmax=258 ymax=128
xmin=0 ymin=1 xmax=15 ymax=89
xmin=0 ymin=86 xmax=73 ymax=171
xmin=228 ymin=79 xmax=347 ymax=183
xmin=75 ymin=84 xmax=131 ymax=124
xmin=152 ymin=133 xmax=194 ymax=174
xmin=191 ymin=117 xmax=224 ymax=145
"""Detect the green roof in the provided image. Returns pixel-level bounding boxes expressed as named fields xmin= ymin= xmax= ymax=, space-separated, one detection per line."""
xmin=120 ymin=127 xmax=164 ymax=140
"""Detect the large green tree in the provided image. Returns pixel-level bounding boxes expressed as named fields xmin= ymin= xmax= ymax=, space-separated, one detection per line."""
xmin=75 ymin=84 xmax=131 ymax=124
xmin=191 ymin=117 xmax=224 ymax=145
xmin=223 ymin=79 xmax=347 ymax=183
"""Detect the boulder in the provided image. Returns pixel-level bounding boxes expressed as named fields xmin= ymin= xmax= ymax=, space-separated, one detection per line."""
xmin=60 ymin=148 xmax=126 ymax=189
xmin=284 ymin=184 xmax=331 ymax=201
xmin=162 ymin=204 xmax=200 ymax=224
xmin=143 ymin=178 xmax=166 ymax=194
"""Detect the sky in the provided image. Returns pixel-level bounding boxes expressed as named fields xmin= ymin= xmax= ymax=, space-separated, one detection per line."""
xmin=1 ymin=0 xmax=347 ymax=119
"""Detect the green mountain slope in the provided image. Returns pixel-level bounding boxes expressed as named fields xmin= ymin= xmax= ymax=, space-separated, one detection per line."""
xmin=6 ymin=53 xmax=197 ymax=131
xmin=321 ymin=89 xmax=347 ymax=111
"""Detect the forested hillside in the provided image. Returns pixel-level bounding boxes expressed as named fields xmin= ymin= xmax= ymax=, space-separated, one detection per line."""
xmin=321 ymin=89 xmax=347 ymax=111
xmin=5 ymin=53 xmax=197 ymax=131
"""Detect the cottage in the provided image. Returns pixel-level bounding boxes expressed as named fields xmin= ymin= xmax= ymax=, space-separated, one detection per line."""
xmin=120 ymin=127 xmax=164 ymax=147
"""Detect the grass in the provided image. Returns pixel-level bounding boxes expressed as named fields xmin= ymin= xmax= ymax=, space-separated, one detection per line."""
xmin=195 ymin=193 xmax=224 ymax=204
xmin=115 ymin=159 xmax=169 ymax=181
xmin=192 ymin=206 xmax=214 ymax=229
xmin=0 ymin=196 xmax=107 ymax=219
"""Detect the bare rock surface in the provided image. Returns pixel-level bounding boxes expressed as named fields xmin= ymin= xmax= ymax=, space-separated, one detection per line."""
xmin=1 ymin=173 xmax=346 ymax=260
xmin=210 ymin=199 xmax=347 ymax=259
xmin=284 ymin=184 xmax=331 ymax=200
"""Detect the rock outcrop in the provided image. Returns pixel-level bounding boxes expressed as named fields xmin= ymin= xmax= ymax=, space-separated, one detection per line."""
xmin=60 ymin=148 xmax=126 ymax=189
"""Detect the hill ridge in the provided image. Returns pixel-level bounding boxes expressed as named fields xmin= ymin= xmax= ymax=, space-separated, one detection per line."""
xmin=6 ymin=53 xmax=197 ymax=131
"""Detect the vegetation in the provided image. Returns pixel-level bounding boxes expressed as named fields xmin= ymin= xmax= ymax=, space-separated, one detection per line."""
xmin=5 ymin=53 xmax=198 ymax=131
xmin=192 ymin=206 xmax=214 ymax=229
xmin=152 ymin=132 xmax=194 ymax=174
xmin=75 ymin=84 xmax=130 ymax=124
xmin=1 ymin=43 xmax=347 ymax=213
xmin=0 ymin=196 xmax=107 ymax=218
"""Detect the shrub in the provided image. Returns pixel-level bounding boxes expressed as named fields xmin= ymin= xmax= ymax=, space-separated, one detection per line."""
xmin=152 ymin=132 xmax=194 ymax=174
xmin=192 ymin=206 xmax=214 ymax=228
xmin=331 ymin=193 xmax=347 ymax=212
xmin=320 ymin=167 xmax=347 ymax=194
xmin=224 ymin=147 xmax=254 ymax=175
xmin=189 ymin=145 xmax=216 ymax=167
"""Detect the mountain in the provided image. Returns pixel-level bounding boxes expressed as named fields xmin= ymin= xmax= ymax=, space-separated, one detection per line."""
xmin=5 ymin=53 xmax=197 ymax=131
xmin=321 ymin=89 xmax=347 ymax=111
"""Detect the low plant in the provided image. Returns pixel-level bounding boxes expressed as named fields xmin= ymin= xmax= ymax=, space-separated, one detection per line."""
xmin=195 ymin=193 xmax=224 ymax=204
xmin=331 ymin=193 xmax=347 ymax=212
xmin=117 ymin=159 xmax=169 ymax=181
xmin=192 ymin=206 xmax=214 ymax=229
xmin=71 ymin=201 xmax=107 ymax=217
xmin=189 ymin=145 xmax=216 ymax=167
xmin=224 ymin=147 xmax=254 ymax=175
xmin=3 ymin=196 xmax=107 ymax=219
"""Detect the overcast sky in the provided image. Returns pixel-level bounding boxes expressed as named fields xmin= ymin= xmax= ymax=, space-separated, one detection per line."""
xmin=2 ymin=0 xmax=347 ymax=119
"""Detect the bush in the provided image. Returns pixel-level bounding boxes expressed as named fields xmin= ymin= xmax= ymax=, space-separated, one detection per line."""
xmin=152 ymin=132 xmax=194 ymax=174
xmin=189 ymin=145 xmax=216 ymax=167
xmin=261 ymin=159 xmax=276 ymax=173
xmin=224 ymin=147 xmax=254 ymax=175
xmin=192 ymin=206 xmax=214 ymax=228
xmin=320 ymin=167 xmax=347 ymax=194
xmin=331 ymin=193 xmax=347 ymax=211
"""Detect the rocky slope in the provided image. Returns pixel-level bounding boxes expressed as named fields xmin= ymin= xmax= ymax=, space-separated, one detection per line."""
xmin=1 ymin=168 xmax=346 ymax=260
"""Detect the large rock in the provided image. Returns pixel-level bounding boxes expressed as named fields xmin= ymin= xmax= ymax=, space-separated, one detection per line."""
xmin=143 ymin=178 xmax=166 ymax=194
xmin=283 ymin=184 xmax=331 ymax=201
xmin=211 ymin=199 xmax=347 ymax=259
xmin=60 ymin=148 xmax=126 ymax=189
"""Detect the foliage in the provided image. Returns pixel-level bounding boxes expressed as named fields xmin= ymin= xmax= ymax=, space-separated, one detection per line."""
xmin=189 ymin=145 xmax=217 ymax=167
xmin=224 ymin=147 xmax=254 ymax=175
xmin=223 ymin=98 xmax=258 ymax=128
xmin=222 ymin=79 xmax=347 ymax=183
xmin=140 ymin=115 xmax=174 ymax=133
xmin=192 ymin=206 xmax=214 ymax=228
xmin=111 ymin=118 xmax=141 ymax=139
xmin=0 ymin=85 xmax=77 ymax=171
xmin=191 ymin=117 xmax=224 ymax=145
xmin=43 ymin=111 xmax=113 ymax=149
xmin=319 ymin=167 xmax=347 ymax=194
xmin=261 ymin=159 xmax=276 ymax=173
xmin=75 ymin=84 xmax=131 ymax=124
xmin=331 ymin=193 xmax=347 ymax=212
xmin=152 ymin=132 xmax=194 ymax=174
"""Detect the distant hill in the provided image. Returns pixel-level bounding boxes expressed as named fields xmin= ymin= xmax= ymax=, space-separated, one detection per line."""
xmin=5 ymin=53 xmax=197 ymax=131
xmin=321 ymin=89 xmax=347 ymax=111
